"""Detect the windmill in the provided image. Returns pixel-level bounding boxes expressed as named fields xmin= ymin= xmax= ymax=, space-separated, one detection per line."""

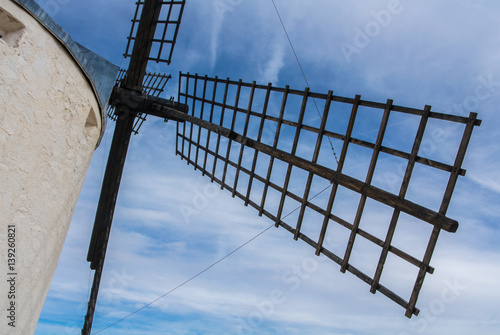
xmin=82 ymin=0 xmax=481 ymax=334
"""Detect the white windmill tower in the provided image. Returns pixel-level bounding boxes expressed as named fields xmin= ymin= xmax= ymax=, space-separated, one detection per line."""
xmin=0 ymin=0 xmax=118 ymax=333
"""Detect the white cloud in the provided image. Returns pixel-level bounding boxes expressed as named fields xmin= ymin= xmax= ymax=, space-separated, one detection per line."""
xmin=258 ymin=41 xmax=286 ymax=85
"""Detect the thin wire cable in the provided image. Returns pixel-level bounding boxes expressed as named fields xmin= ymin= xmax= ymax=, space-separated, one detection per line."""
xmin=93 ymin=224 xmax=274 ymax=334
xmin=92 ymin=183 xmax=333 ymax=334
xmin=270 ymin=0 xmax=339 ymax=165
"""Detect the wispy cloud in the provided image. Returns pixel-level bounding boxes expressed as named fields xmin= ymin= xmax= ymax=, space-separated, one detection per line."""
xmin=258 ymin=41 xmax=286 ymax=84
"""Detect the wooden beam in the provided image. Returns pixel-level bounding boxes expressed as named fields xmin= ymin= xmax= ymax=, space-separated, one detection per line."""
xmin=123 ymin=0 xmax=164 ymax=90
xmin=83 ymin=2 xmax=169 ymax=334
xmin=110 ymin=86 xmax=189 ymax=120
xmin=160 ymin=106 xmax=460 ymax=233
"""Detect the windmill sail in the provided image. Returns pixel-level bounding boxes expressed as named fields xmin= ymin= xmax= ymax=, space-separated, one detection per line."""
xmin=173 ymin=72 xmax=481 ymax=317
xmin=82 ymin=1 xmax=187 ymax=333
xmin=125 ymin=0 xmax=186 ymax=65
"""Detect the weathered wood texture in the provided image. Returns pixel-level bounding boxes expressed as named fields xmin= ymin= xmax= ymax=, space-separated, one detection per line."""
xmin=83 ymin=1 xmax=187 ymax=334
xmin=107 ymin=70 xmax=172 ymax=133
xmin=176 ymin=72 xmax=480 ymax=318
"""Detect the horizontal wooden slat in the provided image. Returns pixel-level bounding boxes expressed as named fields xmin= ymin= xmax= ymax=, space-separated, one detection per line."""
xmin=178 ymin=92 xmax=468 ymax=176
xmin=179 ymin=73 xmax=481 ymax=126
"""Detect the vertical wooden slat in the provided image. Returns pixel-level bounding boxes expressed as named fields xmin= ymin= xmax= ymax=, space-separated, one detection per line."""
xmin=222 ymin=79 xmax=243 ymax=187
xmin=181 ymin=72 xmax=190 ymax=160
xmin=156 ymin=1 xmax=174 ymax=61
xmin=246 ymin=83 xmax=273 ymax=206
xmin=146 ymin=72 xmax=158 ymax=93
xmin=405 ymin=226 xmax=440 ymax=317
xmin=314 ymin=95 xmax=361 ymax=250
xmin=439 ymin=112 xmax=478 ymax=214
xmin=188 ymin=74 xmax=198 ymax=168
xmin=370 ymin=105 xmax=431 ymax=294
xmin=276 ymin=87 xmax=309 ymax=227
xmin=194 ymin=75 xmax=208 ymax=169
xmin=202 ymin=75 xmax=219 ymax=176
xmin=176 ymin=71 xmax=182 ymax=154
xmin=295 ymin=92 xmax=332 ymax=240
xmin=260 ymin=86 xmax=289 ymax=216
xmin=234 ymin=81 xmax=256 ymax=198
xmin=211 ymin=78 xmax=230 ymax=183
xmin=165 ymin=0 xmax=186 ymax=64
xmin=340 ymin=99 xmax=392 ymax=273
xmin=405 ymin=112 xmax=478 ymax=317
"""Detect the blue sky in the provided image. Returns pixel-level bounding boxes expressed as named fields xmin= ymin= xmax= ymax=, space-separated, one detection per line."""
xmin=33 ymin=0 xmax=500 ymax=334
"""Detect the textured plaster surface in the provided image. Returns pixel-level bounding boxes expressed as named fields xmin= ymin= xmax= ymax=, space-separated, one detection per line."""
xmin=0 ymin=1 xmax=102 ymax=333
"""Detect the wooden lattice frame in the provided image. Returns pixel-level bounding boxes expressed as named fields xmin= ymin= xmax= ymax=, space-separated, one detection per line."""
xmin=124 ymin=0 xmax=186 ymax=64
xmin=176 ymin=72 xmax=480 ymax=317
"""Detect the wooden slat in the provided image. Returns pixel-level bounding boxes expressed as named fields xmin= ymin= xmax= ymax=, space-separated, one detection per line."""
xmin=194 ymin=75 xmax=208 ymax=169
xmin=234 ymin=81 xmax=256 ymax=198
xmin=211 ymin=78 xmax=230 ymax=183
xmin=222 ymin=80 xmax=242 ymax=187
xmin=260 ymin=86 xmax=289 ymax=216
xmin=176 ymin=71 xmax=182 ymax=153
xmin=439 ymin=112 xmax=478 ymax=215
xmin=405 ymin=226 xmax=440 ymax=317
xmin=187 ymin=74 xmax=198 ymax=165
xmin=296 ymin=91 xmax=332 ymax=241
xmin=180 ymin=73 xmax=190 ymax=160
xmin=246 ymin=83 xmax=272 ymax=206
xmin=202 ymin=76 xmax=219 ymax=176
xmin=276 ymin=87 xmax=309 ymax=227
xmin=340 ymin=100 xmax=393 ymax=273
xmin=315 ymin=95 xmax=360 ymax=251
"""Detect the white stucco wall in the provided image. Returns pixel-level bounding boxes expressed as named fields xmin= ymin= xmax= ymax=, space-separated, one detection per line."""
xmin=0 ymin=1 xmax=103 ymax=333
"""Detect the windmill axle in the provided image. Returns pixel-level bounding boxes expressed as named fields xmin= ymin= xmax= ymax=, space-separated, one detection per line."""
xmin=109 ymin=85 xmax=189 ymax=121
